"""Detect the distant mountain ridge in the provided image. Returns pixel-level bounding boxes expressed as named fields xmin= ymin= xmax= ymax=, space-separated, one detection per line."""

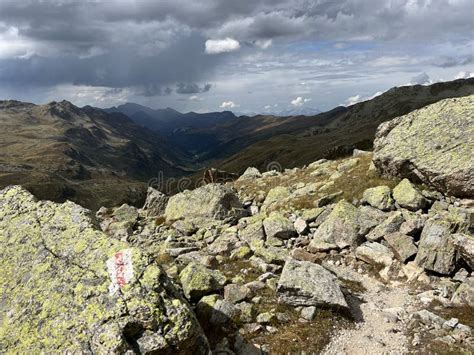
xmin=0 ymin=100 xmax=188 ymax=208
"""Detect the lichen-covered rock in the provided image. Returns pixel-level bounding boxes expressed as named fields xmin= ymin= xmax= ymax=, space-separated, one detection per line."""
xmin=313 ymin=200 xmax=360 ymax=248
xmin=142 ymin=186 xmax=169 ymax=217
xmin=103 ymin=203 xmax=139 ymax=238
xmin=415 ymin=217 xmax=457 ymax=275
xmin=373 ymin=96 xmax=474 ymax=197
xmin=263 ymin=212 xmax=297 ymax=240
xmin=165 ymin=183 xmax=244 ymax=221
xmin=261 ymin=186 xmax=290 ymax=210
xmin=277 ymin=258 xmax=348 ymax=309
xmin=0 ymin=186 xmax=209 ymax=354
xmin=362 ymin=185 xmax=394 ymax=211
xmin=392 ymin=179 xmax=429 ymax=211
xmin=179 ymin=262 xmax=226 ymax=302
xmin=355 ymin=242 xmax=394 ymax=267
xmin=452 ymin=233 xmax=474 ymax=269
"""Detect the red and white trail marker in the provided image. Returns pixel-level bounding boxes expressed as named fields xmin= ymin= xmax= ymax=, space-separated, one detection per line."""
xmin=106 ymin=249 xmax=134 ymax=295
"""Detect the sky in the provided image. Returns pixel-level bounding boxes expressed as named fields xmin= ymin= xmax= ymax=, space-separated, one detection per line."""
xmin=0 ymin=0 xmax=473 ymax=114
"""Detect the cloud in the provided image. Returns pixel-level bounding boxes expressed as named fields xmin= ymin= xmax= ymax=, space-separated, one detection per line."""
xmin=291 ymin=97 xmax=311 ymax=107
xmin=205 ymin=38 xmax=240 ymax=54
xmin=254 ymin=39 xmax=273 ymax=49
xmin=189 ymin=95 xmax=203 ymax=101
xmin=344 ymin=91 xmax=383 ymax=106
xmin=176 ymin=83 xmax=212 ymax=94
xmin=454 ymin=71 xmax=474 ymax=79
xmin=220 ymin=100 xmax=239 ymax=109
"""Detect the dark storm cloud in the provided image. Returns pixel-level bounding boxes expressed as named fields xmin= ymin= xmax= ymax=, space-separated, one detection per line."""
xmin=176 ymin=83 xmax=212 ymax=94
xmin=0 ymin=0 xmax=473 ymax=106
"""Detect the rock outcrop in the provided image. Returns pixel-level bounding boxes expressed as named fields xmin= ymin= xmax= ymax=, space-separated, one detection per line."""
xmin=0 ymin=186 xmax=209 ymax=354
xmin=373 ymin=95 xmax=474 ymax=197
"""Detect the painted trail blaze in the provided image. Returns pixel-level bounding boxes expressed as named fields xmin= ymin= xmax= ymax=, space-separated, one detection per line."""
xmin=106 ymin=248 xmax=134 ymax=295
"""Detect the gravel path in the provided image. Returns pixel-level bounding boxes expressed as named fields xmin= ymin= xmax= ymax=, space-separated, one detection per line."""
xmin=323 ymin=274 xmax=415 ymax=355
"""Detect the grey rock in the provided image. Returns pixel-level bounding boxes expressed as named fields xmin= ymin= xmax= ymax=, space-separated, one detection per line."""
xmin=263 ymin=212 xmax=297 ymax=240
xmin=300 ymin=306 xmax=317 ymax=321
xmin=415 ymin=218 xmax=457 ymax=275
xmin=384 ymin=232 xmax=418 ymax=262
xmin=452 ymin=233 xmax=474 ymax=269
xmin=277 ymin=258 xmax=348 ymax=309
xmin=366 ymin=211 xmax=404 ymax=242
xmin=142 ymin=186 xmax=169 ymax=217
xmin=355 ymin=242 xmax=394 ymax=267
xmin=224 ymin=284 xmax=253 ymax=304
xmin=362 ymin=185 xmax=394 ymax=211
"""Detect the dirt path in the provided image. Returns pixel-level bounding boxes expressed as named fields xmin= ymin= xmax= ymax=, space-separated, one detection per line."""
xmin=323 ymin=272 xmax=416 ymax=355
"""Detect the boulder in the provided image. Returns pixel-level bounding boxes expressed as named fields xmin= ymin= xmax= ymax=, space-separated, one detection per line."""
xmin=179 ymin=262 xmax=226 ymax=302
xmin=262 ymin=186 xmax=290 ymax=210
xmin=373 ymin=96 xmax=474 ymax=197
xmin=366 ymin=211 xmax=404 ymax=241
xmin=238 ymin=167 xmax=262 ymax=181
xmin=355 ymin=242 xmax=394 ymax=267
xmin=142 ymin=186 xmax=169 ymax=217
xmin=452 ymin=233 xmax=474 ymax=269
xmin=239 ymin=219 xmax=265 ymax=243
xmin=104 ymin=203 xmax=139 ymax=238
xmin=263 ymin=213 xmax=297 ymax=240
xmin=165 ymin=183 xmax=244 ymax=221
xmin=415 ymin=218 xmax=457 ymax=275
xmin=451 ymin=277 xmax=474 ymax=306
xmin=362 ymin=185 xmax=394 ymax=211
xmin=276 ymin=258 xmax=348 ymax=309
xmin=0 ymin=186 xmax=209 ymax=354
xmin=356 ymin=205 xmax=388 ymax=236
xmin=392 ymin=179 xmax=429 ymax=211
xmin=313 ymin=200 xmax=361 ymax=248
xmin=384 ymin=232 xmax=418 ymax=262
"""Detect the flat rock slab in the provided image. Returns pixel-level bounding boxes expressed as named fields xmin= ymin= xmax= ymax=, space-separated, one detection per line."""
xmin=277 ymin=258 xmax=348 ymax=310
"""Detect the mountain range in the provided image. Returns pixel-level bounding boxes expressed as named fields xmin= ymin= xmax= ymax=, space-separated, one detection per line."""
xmin=1 ymin=78 xmax=473 ymax=209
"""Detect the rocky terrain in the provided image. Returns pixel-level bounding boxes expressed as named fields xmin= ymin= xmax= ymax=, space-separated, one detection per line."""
xmin=1 ymin=96 xmax=473 ymax=354
xmin=0 ymin=96 xmax=474 ymax=354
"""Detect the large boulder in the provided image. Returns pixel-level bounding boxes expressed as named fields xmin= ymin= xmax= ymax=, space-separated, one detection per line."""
xmin=165 ymin=183 xmax=244 ymax=221
xmin=312 ymin=200 xmax=361 ymax=248
xmin=0 ymin=186 xmax=209 ymax=354
xmin=373 ymin=95 xmax=474 ymax=197
xmin=276 ymin=258 xmax=348 ymax=310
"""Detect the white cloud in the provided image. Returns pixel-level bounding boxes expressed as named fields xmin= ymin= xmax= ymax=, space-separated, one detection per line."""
xmin=344 ymin=95 xmax=362 ymax=106
xmin=220 ymin=100 xmax=239 ymax=109
xmin=205 ymin=38 xmax=240 ymax=54
xmin=454 ymin=71 xmax=474 ymax=79
xmin=188 ymin=95 xmax=202 ymax=101
xmin=291 ymin=96 xmax=311 ymax=107
xmin=264 ymin=104 xmax=272 ymax=110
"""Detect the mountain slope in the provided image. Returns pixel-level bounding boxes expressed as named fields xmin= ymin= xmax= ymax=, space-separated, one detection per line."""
xmin=216 ymin=78 xmax=474 ymax=173
xmin=0 ymin=100 xmax=188 ymax=208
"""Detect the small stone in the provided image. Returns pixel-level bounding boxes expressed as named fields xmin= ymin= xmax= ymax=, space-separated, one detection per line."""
xmin=294 ymin=218 xmax=309 ymax=234
xmin=263 ymin=213 xmax=297 ymax=240
xmin=300 ymin=306 xmax=317 ymax=321
xmin=362 ymin=186 xmax=394 ymax=211
xmin=256 ymin=312 xmax=275 ymax=324
xmin=224 ymin=284 xmax=252 ymax=304
xmin=355 ymin=242 xmax=394 ymax=267
xmin=443 ymin=318 xmax=459 ymax=329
